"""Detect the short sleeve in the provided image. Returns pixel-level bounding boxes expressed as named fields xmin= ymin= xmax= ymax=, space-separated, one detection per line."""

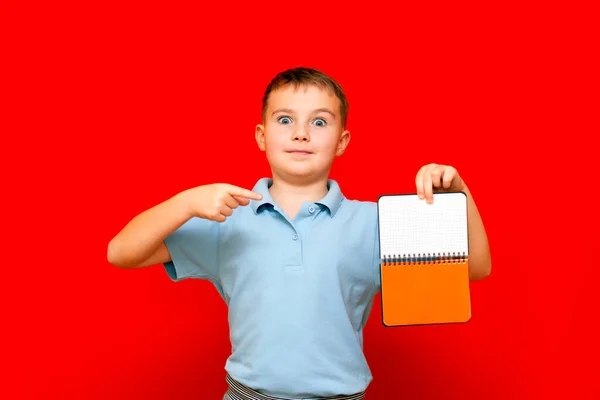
xmin=372 ymin=213 xmax=381 ymax=292
xmin=163 ymin=217 xmax=220 ymax=283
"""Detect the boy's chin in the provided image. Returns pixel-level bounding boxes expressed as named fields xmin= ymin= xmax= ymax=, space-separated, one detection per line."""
xmin=277 ymin=166 xmax=323 ymax=180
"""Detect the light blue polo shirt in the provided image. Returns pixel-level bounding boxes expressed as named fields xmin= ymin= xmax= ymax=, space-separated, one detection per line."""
xmin=163 ymin=178 xmax=381 ymax=398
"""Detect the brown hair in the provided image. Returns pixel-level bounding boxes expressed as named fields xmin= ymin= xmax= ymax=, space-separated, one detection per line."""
xmin=262 ymin=67 xmax=349 ymax=128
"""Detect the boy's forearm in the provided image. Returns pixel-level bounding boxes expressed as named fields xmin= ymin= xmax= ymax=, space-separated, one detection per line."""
xmin=107 ymin=190 xmax=192 ymax=268
xmin=463 ymin=185 xmax=492 ymax=280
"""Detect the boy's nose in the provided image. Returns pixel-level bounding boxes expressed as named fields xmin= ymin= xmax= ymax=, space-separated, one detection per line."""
xmin=292 ymin=126 xmax=310 ymax=141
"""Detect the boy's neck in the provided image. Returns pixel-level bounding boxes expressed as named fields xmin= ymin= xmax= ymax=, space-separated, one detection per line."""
xmin=268 ymin=175 xmax=329 ymax=217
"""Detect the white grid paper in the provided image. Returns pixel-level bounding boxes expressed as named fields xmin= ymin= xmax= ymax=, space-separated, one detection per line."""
xmin=378 ymin=193 xmax=468 ymax=257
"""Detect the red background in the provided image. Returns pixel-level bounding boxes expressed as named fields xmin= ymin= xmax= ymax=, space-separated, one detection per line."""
xmin=2 ymin=1 xmax=598 ymax=399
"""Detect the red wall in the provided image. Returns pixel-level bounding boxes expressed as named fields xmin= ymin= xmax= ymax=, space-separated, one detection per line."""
xmin=3 ymin=1 xmax=598 ymax=399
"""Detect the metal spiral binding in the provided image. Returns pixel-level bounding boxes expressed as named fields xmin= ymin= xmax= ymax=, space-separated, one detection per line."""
xmin=381 ymin=252 xmax=467 ymax=266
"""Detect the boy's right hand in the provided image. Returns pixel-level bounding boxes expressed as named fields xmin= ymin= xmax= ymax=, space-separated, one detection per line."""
xmin=183 ymin=184 xmax=263 ymax=222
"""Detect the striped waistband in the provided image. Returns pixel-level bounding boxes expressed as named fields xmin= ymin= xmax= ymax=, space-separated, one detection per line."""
xmin=224 ymin=374 xmax=366 ymax=400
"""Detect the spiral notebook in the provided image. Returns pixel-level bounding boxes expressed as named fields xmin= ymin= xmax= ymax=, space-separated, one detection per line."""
xmin=378 ymin=192 xmax=471 ymax=327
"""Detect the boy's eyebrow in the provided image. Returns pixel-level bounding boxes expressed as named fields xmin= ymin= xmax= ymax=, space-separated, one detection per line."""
xmin=271 ymin=108 xmax=295 ymax=115
xmin=271 ymin=108 xmax=337 ymax=117
xmin=313 ymin=108 xmax=336 ymax=117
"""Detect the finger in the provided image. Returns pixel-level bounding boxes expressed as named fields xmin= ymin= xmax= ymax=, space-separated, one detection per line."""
xmin=423 ymin=166 xmax=434 ymax=204
xmin=431 ymin=165 xmax=444 ymax=189
xmin=223 ymin=194 xmax=239 ymax=209
xmin=441 ymin=166 xmax=456 ymax=189
xmin=415 ymin=167 xmax=425 ymax=199
xmin=211 ymin=212 xmax=226 ymax=223
xmin=220 ymin=204 xmax=233 ymax=217
xmin=233 ymin=196 xmax=251 ymax=206
xmin=227 ymin=185 xmax=262 ymax=200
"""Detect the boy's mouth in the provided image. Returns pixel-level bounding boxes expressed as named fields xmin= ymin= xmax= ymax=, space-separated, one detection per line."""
xmin=286 ymin=149 xmax=313 ymax=154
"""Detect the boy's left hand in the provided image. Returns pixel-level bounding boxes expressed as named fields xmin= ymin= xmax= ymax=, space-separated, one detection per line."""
xmin=416 ymin=163 xmax=465 ymax=204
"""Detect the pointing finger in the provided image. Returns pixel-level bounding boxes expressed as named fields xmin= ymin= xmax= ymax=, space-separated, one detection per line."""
xmin=227 ymin=185 xmax=263 ymax=200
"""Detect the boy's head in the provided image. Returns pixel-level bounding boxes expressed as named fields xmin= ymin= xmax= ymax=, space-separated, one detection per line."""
xmin=256 ymin=67 xmax=351 ymax=183
xmin=261 ymin=67 xmax=349 ymax=129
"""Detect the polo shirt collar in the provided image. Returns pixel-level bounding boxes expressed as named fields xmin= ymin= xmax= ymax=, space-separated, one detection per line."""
xmin=250 ymin=178 xmax=344 ymax=217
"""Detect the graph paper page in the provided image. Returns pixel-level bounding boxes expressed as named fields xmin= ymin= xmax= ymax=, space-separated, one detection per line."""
xmin=378 ymin=193 xmax=468 ymax=257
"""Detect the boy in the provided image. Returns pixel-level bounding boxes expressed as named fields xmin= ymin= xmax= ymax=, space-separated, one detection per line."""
xmin=107 ymin=67 xmax=491 ymax=399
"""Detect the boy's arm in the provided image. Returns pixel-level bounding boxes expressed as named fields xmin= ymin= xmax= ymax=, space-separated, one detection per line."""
xmin=107 ymin=191 xmax=191 ymax=268
xmin=461 ymin=185 xmax=492 ymax=281
xmin=107 ymin=184 xmax=262 ymax=269
xmin=416 ymin=163 xmax=492 ymax=281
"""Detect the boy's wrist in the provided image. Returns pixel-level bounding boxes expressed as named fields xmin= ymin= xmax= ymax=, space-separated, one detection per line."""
xmin=174 ymin=189 xmax=196 ymax=221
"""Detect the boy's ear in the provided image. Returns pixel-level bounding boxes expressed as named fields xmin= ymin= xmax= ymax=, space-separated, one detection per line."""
xmin=336 ymin=129 xmax=351 ymax=156
xmin=255 ymin=124 xmax=266 ymax=151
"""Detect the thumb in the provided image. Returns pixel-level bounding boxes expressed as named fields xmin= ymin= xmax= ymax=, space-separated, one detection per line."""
xmin=233 ymin=196 xmax=252 ymax=206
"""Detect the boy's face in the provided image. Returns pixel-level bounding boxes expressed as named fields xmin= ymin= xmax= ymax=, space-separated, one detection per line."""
xmin=255 ymin=84 xmax=350 ymax=183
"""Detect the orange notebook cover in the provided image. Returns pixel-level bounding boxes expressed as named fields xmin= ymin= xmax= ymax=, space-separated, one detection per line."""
xmin=378 ymin=192 xmax=471 ymax=327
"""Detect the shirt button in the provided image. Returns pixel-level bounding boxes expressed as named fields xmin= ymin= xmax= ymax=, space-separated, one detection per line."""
xmin=292 ymin=234 xmax=298 ymax=240
xmin=308 ymin=206 xmax=315 ymax=214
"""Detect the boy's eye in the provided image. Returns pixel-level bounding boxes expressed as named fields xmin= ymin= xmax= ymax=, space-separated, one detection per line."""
xmin=278 ymin=117 xmax=292 ymax=124
xmin=313 ymin=118 xmax=326 ymax=127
